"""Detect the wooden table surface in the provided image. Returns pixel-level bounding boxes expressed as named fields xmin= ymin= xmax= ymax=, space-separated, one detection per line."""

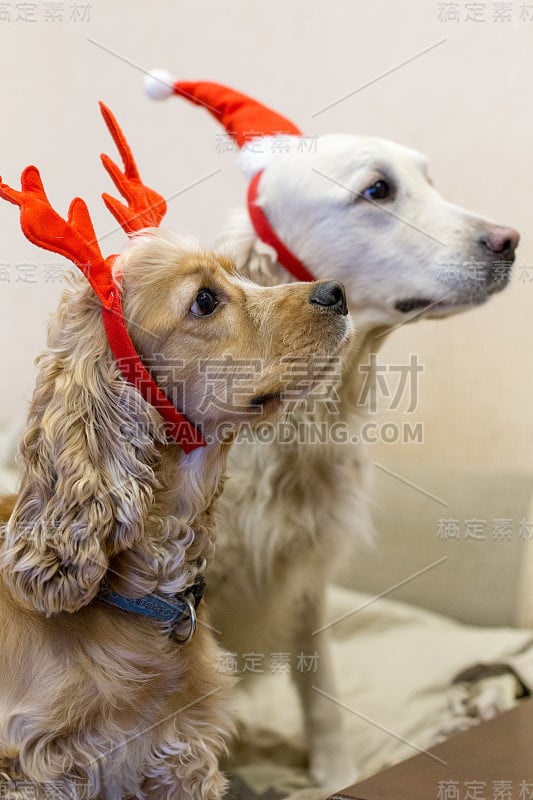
xmin=332 ymin=699 xmax=533 ymax=800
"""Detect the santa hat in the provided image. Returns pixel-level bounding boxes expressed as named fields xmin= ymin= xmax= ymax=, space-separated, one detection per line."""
xmin=144 ymin=69 xmax=315 ymax=283
xmin=144 ymin=68 xmax=302 ymax=177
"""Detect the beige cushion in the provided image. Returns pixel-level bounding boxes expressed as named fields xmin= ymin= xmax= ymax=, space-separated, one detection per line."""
xmin=516 ymin=490 xmax=533 ymax=627
xmin=339 ymin=459 xmax=533 ymax=628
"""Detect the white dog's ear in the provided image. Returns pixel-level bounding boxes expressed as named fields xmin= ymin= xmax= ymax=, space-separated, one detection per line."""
xmin=217 ymin=213 xmax=283 ymax=286
xmin=2 ymin=326 xmax=160 ymax=616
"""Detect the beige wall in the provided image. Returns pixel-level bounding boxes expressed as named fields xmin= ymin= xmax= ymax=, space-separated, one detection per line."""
xmin=0 ymin=0 xmax=531 ymax=474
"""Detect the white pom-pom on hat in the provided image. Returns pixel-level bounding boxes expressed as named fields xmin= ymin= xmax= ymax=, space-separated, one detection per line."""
xmin=144 ymin=69 xmax=176 ymax=101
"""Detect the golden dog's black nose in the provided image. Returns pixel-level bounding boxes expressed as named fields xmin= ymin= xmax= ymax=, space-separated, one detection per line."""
xmin=309 ymin=280 xmax=348 ymax=315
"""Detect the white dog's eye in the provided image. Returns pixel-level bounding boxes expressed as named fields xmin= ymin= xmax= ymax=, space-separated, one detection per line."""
xmin=191 ymin=289 xmax=219 ymax=317
xmin=363 ymin=180 xmax=391 ymax=201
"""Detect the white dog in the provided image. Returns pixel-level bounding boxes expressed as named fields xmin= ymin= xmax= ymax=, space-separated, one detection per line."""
xmin=148 ymin=72 xmax=519 ymax=790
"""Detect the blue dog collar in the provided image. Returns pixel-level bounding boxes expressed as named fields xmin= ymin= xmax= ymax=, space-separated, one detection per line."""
xmin=96 ymin=576 xmax=206 ymax=644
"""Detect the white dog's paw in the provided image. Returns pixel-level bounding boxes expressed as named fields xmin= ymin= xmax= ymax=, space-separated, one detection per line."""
xmin=309 ymin=735 xmax=360 ymax=792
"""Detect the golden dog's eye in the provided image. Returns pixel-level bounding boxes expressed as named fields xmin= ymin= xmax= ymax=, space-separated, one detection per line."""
xmin=363 ymin=179 xmax=391 ymax=201
xmin=191 ymin=289 xmax=219 ymax=317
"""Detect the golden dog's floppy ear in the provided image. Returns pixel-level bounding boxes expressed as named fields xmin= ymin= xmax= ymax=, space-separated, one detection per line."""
xmin=0 ymin=102 xmax=193 ymax=615
xmin=2 ymin=297 xmax=162 ymax=615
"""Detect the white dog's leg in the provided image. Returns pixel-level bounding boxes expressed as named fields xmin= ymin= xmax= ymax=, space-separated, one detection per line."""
xmin=291 ymin=591 xmax=359 ymax=791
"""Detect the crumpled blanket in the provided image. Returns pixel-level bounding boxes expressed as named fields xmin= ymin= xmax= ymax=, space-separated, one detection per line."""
xmin=226 ymin=585 xmax=533 ymax=800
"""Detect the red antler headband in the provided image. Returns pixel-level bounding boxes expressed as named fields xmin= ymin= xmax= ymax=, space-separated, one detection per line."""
xmin=0 ymin=103 xmax=206 ymax=453
xmin=145 ymin=70 xmax=316 ymax=284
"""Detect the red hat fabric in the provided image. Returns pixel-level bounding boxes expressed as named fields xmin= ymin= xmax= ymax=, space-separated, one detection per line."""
xmin=144 ymin=70 xmax=316 ymax=285
xmin=144 ymin=69 xmax=301 ymax=147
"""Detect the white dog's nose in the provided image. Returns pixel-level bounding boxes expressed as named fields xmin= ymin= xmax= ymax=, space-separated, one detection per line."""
xmin=480 ymin=226 xmax=520 ymax=255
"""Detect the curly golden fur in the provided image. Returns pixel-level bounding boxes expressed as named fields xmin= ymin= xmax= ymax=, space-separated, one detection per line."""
xmin=0 ymin=496 xmax=14 ymax=524
xmin=0 ymin=230 xmax=351 ymax=799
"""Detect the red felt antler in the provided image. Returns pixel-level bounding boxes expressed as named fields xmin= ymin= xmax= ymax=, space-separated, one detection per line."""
xmin=0 ymin=165 xmax=115 ymax=308
xmin=99 ymin=101 xmax=167 ymax=233
xmin=0 ymin=103 xmax=205 ymax=453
